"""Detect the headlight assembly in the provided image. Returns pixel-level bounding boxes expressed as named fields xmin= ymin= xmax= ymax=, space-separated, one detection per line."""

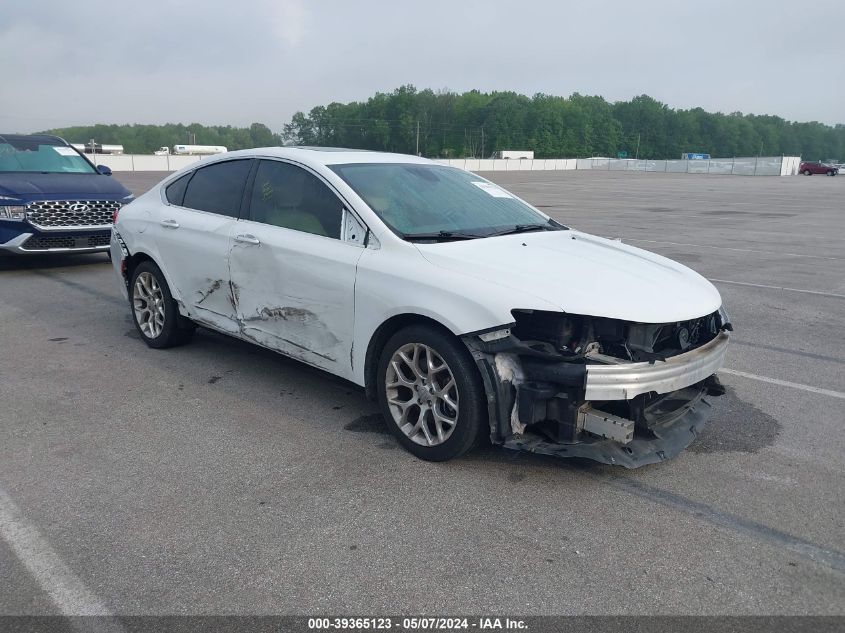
xmin=0 ymin=205 xmax=27 ymax=220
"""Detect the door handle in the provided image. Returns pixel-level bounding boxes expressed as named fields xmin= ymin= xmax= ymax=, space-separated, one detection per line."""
xmin=160 ymin=219 xmax=180 ymax=229
xmin=234 ymin=234 xmax=260 ymax=245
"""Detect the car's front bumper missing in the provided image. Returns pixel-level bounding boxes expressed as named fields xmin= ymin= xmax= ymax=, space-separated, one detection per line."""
xmin=504 ymin=386 xmax=712 ymax=468
xmin=465 ymin=329 xmax=730 ymax=468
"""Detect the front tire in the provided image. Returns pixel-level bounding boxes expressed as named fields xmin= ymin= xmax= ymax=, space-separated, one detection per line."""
xmin=804 ymin=169 xmax=812 ymax=175
xmin=377 ymin=325 xmax=486 ymax=461
xmin=130 ymin=261 xmax=195 ymax=348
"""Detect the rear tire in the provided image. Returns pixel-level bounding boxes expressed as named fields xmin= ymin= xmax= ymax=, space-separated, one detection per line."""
xmin=129 ymin=261 xmax=195 ymax=348
xmin=377 ymin=325 xmax=486 ymax=461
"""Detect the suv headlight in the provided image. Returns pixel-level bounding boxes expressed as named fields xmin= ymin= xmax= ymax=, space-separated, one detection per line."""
xmin=0 ymin=206 xmax=27 ymax=220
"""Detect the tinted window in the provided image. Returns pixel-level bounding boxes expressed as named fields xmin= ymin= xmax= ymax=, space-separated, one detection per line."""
xmin=165 ymin=173 xmax=191 ymax=206
xmin=248 ymin=160 xmax=342 ymax=239
xmin=182 ymin=160 xmax=252 ymax=217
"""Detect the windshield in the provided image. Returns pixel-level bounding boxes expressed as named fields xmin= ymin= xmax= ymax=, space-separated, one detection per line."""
xmin=329 ymin=163 xmax=560 ymax=238
xmin=0 ymin=137 xmax=96 ymax=174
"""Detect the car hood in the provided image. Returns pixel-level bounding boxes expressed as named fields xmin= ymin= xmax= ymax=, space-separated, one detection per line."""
xmin=0 ymin=173 xmax=130 ymax=201
xmin=414 ymin=230 xmax=722 ymax=323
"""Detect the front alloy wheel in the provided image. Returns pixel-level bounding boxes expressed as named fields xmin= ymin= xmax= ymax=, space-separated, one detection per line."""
xmin=377 ymin=325 xmax=486 ymax=461
xmin=386 ymin=342 xmax=459 ymax=447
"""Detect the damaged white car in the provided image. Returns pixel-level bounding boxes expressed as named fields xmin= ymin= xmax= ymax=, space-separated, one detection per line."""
xmin=112 ymin=147 xmax=731 ymax=467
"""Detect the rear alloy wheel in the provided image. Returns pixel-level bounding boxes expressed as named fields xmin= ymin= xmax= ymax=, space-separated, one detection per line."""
xmin=377 ymin=325 xmax=486 ymax=461
xmin=130 ymin=261 xmax=194 ymax=348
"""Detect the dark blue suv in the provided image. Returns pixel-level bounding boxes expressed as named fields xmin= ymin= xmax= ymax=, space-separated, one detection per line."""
xmin=0 ymin=134 xmax=133 ymax=255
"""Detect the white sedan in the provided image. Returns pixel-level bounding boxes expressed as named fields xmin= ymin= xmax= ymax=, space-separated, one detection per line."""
xmin=112 ymin=147 xmax=731 ymax=467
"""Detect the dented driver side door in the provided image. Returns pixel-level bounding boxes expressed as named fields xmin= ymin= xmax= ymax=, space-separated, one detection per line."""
xmin=227 ymin=159 xmax=365 ymax=379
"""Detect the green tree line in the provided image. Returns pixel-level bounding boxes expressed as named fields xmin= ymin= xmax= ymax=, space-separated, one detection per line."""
xmin=283 ymin=87 xmax=844 ymax=160
xmin=43 ymin=87 xmax=844 ymax=160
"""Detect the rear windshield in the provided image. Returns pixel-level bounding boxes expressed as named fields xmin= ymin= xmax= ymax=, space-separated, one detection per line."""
xmin=0 ymin=137 xmax=96 ymax=174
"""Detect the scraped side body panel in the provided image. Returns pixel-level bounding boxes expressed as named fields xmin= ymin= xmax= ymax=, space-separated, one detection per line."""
xmin=228 ymin=220 xmax=362 ymax=378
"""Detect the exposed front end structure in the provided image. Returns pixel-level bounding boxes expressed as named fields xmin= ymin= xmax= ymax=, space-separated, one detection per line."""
xmin=465 ymin=309 xmax=731 ymax=468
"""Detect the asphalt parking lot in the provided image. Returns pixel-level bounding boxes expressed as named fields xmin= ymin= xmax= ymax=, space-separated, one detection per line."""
xmin=1 ymin=169 xmax=843 ymax=616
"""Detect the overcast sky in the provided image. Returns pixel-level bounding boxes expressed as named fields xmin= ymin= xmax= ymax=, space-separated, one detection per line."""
xmin=2 ymin=0 xmax=843 ymax=133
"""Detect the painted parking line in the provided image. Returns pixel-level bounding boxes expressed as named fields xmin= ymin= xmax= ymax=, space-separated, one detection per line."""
xmin=0 ymin=487 xmax=123 ymax=627
xmin=720 ymin=368 xmax=845 ymax=400
xmin=710 ymin=278 xmax=845 ymax=300
xmin=624 ymin=238 xmax=844 ymax=262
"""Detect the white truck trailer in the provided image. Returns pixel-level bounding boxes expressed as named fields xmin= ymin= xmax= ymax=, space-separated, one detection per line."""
xmin=154 ymin=145 xmax=228 ymax=156
xmin=495 ymin=150 xmax=534 ymax=160
xmin=71 ymin=143 xmax=125 ymax=155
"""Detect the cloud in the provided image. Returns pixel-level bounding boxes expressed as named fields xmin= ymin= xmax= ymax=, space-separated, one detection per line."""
xmin=0 ymin=0 xmax=842 ymax=132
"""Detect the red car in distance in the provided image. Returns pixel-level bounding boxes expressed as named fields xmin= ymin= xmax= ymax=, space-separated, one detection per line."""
xmin=799 ymin=161 xmax=839 ymax=176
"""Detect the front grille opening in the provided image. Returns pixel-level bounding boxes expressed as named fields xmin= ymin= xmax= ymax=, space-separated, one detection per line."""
xmin=21 ymin=234 xmax=110 ymax=251
xmin=25 ymin=200 xmax=120 ymax=228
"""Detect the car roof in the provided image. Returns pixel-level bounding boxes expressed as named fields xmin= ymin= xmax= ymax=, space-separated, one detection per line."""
xmin=220 ymin=146 xmax=433 ymax=167
xmin=0 ymin=133 xmax=68 ymax=146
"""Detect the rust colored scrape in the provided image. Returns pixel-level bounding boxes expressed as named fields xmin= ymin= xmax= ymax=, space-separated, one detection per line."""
xmin=196 ymin=279 xmax=223 ymax=304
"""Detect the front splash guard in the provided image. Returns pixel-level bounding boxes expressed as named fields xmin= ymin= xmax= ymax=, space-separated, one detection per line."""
xmin=502 ymin=396 xmax=712 ymax=468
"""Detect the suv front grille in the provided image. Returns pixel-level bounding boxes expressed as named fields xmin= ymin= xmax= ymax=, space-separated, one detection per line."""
xmin=21 ymin=233 xmax=111 ymax=251
xmin=26 ymin=200 xmax=120 ymax=229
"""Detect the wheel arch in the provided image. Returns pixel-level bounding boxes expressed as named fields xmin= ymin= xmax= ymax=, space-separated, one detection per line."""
xmin=122 ymin=249 xmax=189 ymax=316
xmin=363 ymin=313 xmax=458 ymax=401
xmin=123 ymin=250 xmax=154 ymax=283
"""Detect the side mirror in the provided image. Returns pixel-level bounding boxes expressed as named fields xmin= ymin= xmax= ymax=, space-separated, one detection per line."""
xmin=96 ymin=164 xmax=112 ymax=176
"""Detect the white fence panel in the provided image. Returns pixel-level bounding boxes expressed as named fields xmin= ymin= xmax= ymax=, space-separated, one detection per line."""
xmin=731 ymin=158 xmax=756 ymax=176
xmin=93 ymin=155 xmax=134 ymax=171
xmin=756 ymin=157 xmax=782 ymax=176
xmin=708 ymin=160 xmax=733 ymax=174
xmin=104 ymin=153 xmax=798 ymax=176
xmin=781 ymin=156 xmax=801 ymax=175
xmin=131 ymin=155 xmax=168 ymax=171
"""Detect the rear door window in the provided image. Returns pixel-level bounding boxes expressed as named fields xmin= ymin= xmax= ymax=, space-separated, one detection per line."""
xmin=182 ymin=160 xmax=253 ymax=217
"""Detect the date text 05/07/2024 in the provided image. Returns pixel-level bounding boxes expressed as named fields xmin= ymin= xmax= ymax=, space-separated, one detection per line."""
xmin=307 ymin=617 xmax=528 ymax=630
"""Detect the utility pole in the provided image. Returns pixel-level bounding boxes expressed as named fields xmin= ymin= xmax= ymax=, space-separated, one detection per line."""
xmin=416 ymin=121 xmax=420 ymax=156
xmin=481 ymin=127 xmax=485 ymax=159
xmin=635 ymin=133 xmax=641 ymax=160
